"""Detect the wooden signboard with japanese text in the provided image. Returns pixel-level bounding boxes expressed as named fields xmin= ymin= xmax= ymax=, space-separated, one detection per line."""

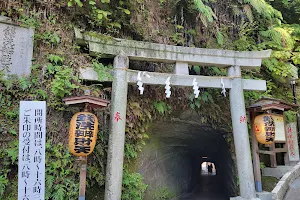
xmin=18 ymin=101 xmax=46 ymax=200
xmin=274 ymin=115 xmax=286 ymax=142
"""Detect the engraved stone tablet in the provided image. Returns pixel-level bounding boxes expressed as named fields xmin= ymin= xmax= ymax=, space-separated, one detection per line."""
xmin=0 ymin=20 xmax=34 ymax=76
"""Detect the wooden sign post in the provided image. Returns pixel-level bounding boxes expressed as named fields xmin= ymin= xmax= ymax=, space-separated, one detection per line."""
xmin=248 ymin=97 xmax=298 ymax=192
xmin=63 ymin=92 xmax=109 ymax=200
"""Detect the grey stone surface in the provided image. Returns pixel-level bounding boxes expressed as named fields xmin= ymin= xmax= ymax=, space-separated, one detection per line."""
xmin=230 ymin=197 xmax=260 ymax=200
xmin=0 ymin=21 xmax=34 ymax=76
xmin=79 ymin=67 xmax=267 ymax=91
xmin=284 ymin=178 xmax=300 ymax=200
xmin=286 ymin=123 xmax=299 ymax=162
xmin=256 ymin=191 xmax=272 ymax=200
xmin=104 ymin=55 xmax=129 ymax=200
xmin=79 ymin=67 xmax=113 ymax=81
xmin=0 ymin=16 xmax=12 ymax=23
xmin=228 ymin=66 xmax=256 ymax=199
xmin=263 ymin=166 xmax=294 ymax=179
xmin=271 ymin=162 xmax=300 ymax=200
xmin=74 ymin=28 xmax=271 ymax=68
xmin=175 ymin=62 xmax=189 ymax=75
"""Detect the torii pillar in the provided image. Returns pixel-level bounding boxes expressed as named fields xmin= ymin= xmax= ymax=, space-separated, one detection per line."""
xmin=228 ymin=66 xmax=256 ymax=199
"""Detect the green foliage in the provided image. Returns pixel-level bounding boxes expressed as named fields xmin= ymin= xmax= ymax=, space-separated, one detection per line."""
xmin=44 ymin=143 xmax=78 ymax=200
xmin=260 ymin=162 xmax=265 ymax=169
xmin=18 ymin=10 xmax=41 ymax=28
xmin=0 ymin=175 xmax=8 ymax=196
xmin=121 ymin=170 xmax=147 ymax=200
xmin=67 ymin=0 xmax=129 ymax=30
xmin=92 ymin=60 xmax=113 ymax=81
xmin=193 ymin=0 xmax=216 ymax=24
xmin=216 ymin=31 xmax=224 ymax=45
xmin=19 ymin=76 xmax=32 ymax=91
xmin=245 ymin=0 xmax=282 ymax=21
xmin=46 ymin=55 xmax=79 ymax=98
xmin=285 ymin=110 xmax=297 ymax=123
xmin=153 ymin=187 xmax=176 ymax=200
xmin=125 ymin=143 xmax=138 ymax=160
xmin=260 ymin=27 xmax=294 ymax=49
xmin=153 ymin=101 xmax=171 ymax=115
xmin=35 ymin=31 xmax=61 ymax=46
xmin=263 ymin=58 xmax=292 ymax=78
xmin=189 ymin=91 xmax=213 ymax=110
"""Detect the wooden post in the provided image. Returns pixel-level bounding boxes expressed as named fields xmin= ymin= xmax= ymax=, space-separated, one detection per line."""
xmin=79 ymin=104 xmax=89 ymax=200
xmin=283 ymin=115 xmax=290 ymax=165
xmin=270 ymin=143 xmax=277 ymax=168
xmin=250 ymin=111 xmax=262 ymax=192
xmin=79 ymin=156 xmax=87 ymax=200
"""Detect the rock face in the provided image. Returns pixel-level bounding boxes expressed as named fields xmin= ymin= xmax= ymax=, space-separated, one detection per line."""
xmin=0 ymin=17 xmax=34 ymax=76
xmin=135 ymin=110 xmax=238 ymax=199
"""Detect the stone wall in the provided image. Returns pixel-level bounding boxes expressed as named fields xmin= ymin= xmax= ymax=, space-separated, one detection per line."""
xmin=271 ymin=162 xmax=300 ymax=200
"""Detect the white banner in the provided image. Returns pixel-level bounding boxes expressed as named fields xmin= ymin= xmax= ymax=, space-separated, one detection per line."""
xmin=287 ymin=123 xmax=300 ymax=162
xmin=274 ymin=115 xmax=286 ymax=142
xmin=18 ymin=101 xmax=46 ymax=200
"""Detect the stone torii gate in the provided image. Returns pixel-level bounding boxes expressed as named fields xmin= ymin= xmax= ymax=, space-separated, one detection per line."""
xmin=75 ymin=29 xmax=271 ymax=200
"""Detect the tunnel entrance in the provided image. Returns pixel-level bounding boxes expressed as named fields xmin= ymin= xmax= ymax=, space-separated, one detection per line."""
xmin=201 ymin=161 xmax=216 ymax=175
xmin=137 ymin=114 xmax=238 ymax=200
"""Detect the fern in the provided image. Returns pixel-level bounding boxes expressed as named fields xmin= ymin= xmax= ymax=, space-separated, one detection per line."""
xmin=198 ymin=13 xmax=208 ymax=27
xmin=0 ymin=175 xmax=8 ymax=196
xmin=260 ymin=27 xmax=294 ymax=49
xmin=153 ymin=101 xmax=170 ymax=115
xmin=245 ymin=0 xmax=282 ymax=21
xmin=53 ymin=184 xmax=66 ymax=200
xmin=18 ymin=76 xmax=31 ymax=91
xmin=193 ymin=0 xmax=216 ymax=23
xmin=122 ymin=170 xmax=147 ymax=200
xmin=216 ymin=31 xmax=224 ymax=45
xmin=46 ymin=175 xmax=55 ymax=191
xmin=243 ymin=4 xmax=253 ymax=22
xmin=6 ymin=145 xmax=18 ymax=164
xmin=36 ymin=89 xmax=48 ymax=99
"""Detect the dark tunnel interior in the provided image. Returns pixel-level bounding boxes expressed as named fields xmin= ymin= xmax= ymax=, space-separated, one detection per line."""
xmin=137 ymin=119 xmax=238 ymax=200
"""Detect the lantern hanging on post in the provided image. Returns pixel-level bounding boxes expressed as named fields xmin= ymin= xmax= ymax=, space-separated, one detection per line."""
xmin=69 ymin=112 xmax=98 ymax=157
xmin=63 ymin=91 xmax=109 ymax=200
xmin=253 ymin=114 xmax=276 ymax=144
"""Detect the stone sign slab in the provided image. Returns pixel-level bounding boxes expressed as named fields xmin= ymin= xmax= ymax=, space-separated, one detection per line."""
xmin=0 ymin=21 xmax=34 ymax=76
xmin=286 ymin=123 xmax=300 ymax=162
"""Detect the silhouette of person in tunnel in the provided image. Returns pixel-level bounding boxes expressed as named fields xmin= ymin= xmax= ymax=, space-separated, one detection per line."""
xmin=208 ymin=164 xmax=213 ymax=175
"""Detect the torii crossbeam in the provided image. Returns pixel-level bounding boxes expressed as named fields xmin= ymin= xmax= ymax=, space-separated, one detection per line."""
xmin=75 ymin=28 xmax=271 ymax=200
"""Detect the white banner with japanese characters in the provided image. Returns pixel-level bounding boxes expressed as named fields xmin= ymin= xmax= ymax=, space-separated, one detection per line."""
xmin=286 ymin=123 xmax=300 ymax=162
xmin=18 ymin=101 xmax=46 ymax=200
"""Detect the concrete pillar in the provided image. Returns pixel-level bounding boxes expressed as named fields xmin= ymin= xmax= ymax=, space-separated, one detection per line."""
xmin=104 ymin=55 xmax=129 ymax=200
xmin=174 ymin=62 xmax=189 ymax=75
xmin=228 ymin=66 xmax=256 ymax=199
